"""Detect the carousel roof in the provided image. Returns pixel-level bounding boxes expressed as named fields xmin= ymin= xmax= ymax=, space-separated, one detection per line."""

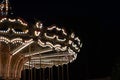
xmin=0 ymin=0 xmax=82 ymax=68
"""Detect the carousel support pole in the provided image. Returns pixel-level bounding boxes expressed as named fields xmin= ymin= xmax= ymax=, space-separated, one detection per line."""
xmin=62 ymin=65 xmax=64 ymax=80
xmin=58 ymin=66 xmax=59 ymax=80
xmin=51 ymin=67 xmax=53 ymax=80
xmin=34 ymin=62 xmax=36 ymax=80
xmin=67 ymin=55 xmax=70 ymax=80
xmin=48 ymin=67 xmax=50 ymax=80
xmin=39 ymin=53 xmax=41 ymax=80
xmin=43 ymin=68 xmax=45 ymax=80
xmin=67 ymin=64 xmax=69 ymax=80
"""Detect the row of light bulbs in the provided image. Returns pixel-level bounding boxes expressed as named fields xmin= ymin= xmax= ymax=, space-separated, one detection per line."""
xmin=0 ymin=18 xmax=28 ymax=26
xmin=38 ymin=39 xmax=67 ymax=51
xmin=70 ymin=33 xmax=82 ymax=52
xmin=0 ymin=37 xmax=34 ymax=45
xmin=44 ymin=33 xmax=66 ymax=42
xmin=12 ymin=28 xmax=29 ymax=34
xmin=47 ymin=26 xmax=67 ymax=36
xmin=0 ymin=28 xmax=29 ymax=34
xmin=0 ymin=36 xmax=23 ymax=44
xmin=0 ymin=28 xmax=10 ymax=33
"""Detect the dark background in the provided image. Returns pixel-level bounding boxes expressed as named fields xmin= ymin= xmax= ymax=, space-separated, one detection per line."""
xmin=9 ymin=0 xmax=119 ymax=80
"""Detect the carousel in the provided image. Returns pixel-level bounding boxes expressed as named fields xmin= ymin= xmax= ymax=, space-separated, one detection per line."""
xmin=0 ymin=0 xmax=82 ymax=80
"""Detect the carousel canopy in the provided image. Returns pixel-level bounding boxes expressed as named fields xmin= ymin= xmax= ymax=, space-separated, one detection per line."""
xmin=0 ymin=0 xmax=82 ymax=69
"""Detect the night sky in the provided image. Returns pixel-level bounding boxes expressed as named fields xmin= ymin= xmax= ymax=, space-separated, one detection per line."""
xmin=7 ymin=0 xmax=119 ymax=80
